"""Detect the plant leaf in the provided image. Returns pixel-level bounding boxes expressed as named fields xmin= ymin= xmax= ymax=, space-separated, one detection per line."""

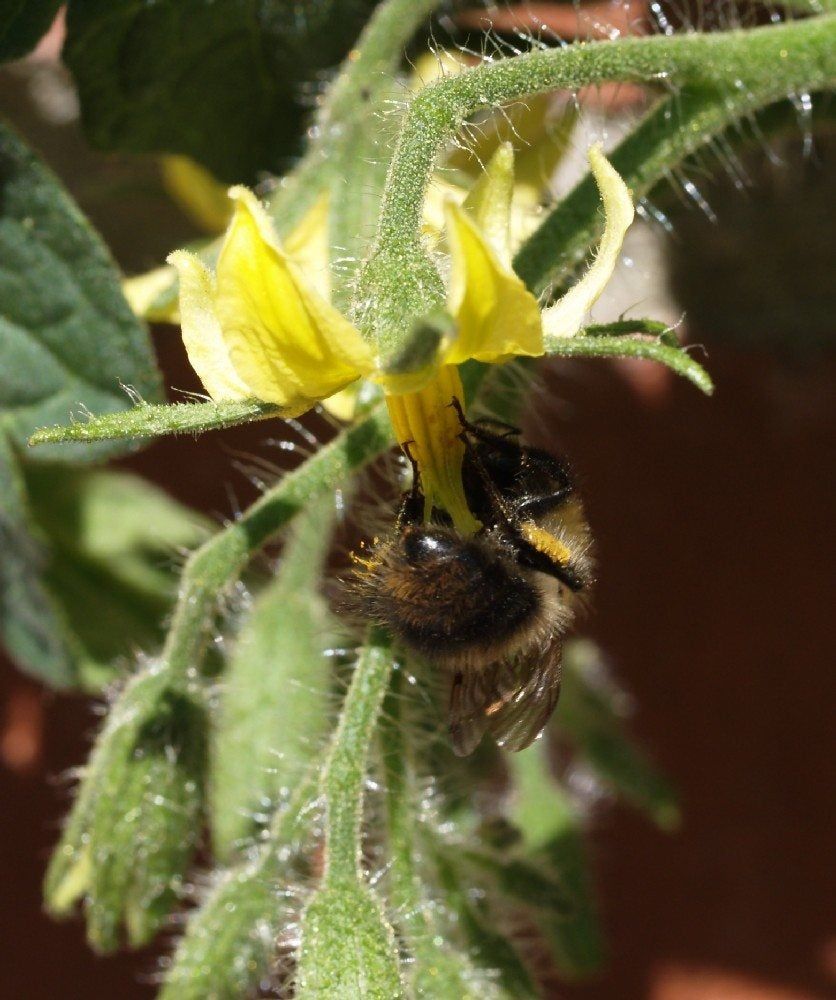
xmin=25 ymin=464 xmax=209 ymax=689
xmin=507 ymin=745 xmax=605 ymax=978
xmin=545 ymin=332 xmax=713 ymax=394
xmin=297 ymin=883 xmax=403 ymax=999
xmin=0 ymin=1 xmax=60 ymax=62
xmin=0 ymin=434 xmax=75 ymax=685
xmin=1 ymin=433 xmax=208 ymax=688
xmin=63 ymin=0 xmax=381 ymax=184
xmin=211 ymin=494 xmax=337 ymax=859
xmin=29 ymin=399 xmax=281 ymax=447
xmin=0 ymin=122 xmax=162 ymax=464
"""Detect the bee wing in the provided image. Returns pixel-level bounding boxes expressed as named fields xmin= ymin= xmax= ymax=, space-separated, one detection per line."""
xmin=448 ymin=637 xmax=563 ymax=756
xmin=449 ymin=665 xmax=499 ymax=758
xmin=486 ymin=635 xmax=564 ymax=753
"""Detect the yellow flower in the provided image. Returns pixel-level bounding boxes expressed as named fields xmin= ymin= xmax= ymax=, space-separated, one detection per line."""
xmin=168 ymin=145 xmax=633 ymax=532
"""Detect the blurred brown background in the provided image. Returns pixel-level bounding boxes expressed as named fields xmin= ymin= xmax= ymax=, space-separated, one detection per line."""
xmin=1 ymin=5 xmax=835 ymax=998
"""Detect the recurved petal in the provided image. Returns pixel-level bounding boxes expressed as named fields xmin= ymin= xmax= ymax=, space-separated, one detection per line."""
xmin=213 ymin=187 xmax=374 ymax=413
xmin=167 ymin=250 xmax=251 ymax=401
xmin=542 ymin=145 xmax=634 ymax=340
xmin=443 ymin=199 xmax=543 ymax=365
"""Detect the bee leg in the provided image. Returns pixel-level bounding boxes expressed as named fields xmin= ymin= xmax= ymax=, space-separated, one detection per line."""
xmin=454 ymin=417 xmax=522 ymax=533
xmin=397 ymin=440 xmax=424 ymax=526
xmin=448 ymin=396 xmax=520 ymax=440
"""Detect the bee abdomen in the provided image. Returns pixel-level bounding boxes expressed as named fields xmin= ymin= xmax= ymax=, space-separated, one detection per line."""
xmin=372 ymin=527 xmax=541 ymax=664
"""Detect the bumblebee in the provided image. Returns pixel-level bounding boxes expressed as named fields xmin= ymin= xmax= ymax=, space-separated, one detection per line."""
xmin=350 ymin=403 xmax=593 ymax=756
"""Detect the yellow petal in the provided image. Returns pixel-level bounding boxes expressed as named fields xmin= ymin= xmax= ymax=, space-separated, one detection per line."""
xmin=167 ymin=250 xmax=251 ymax=401
xmin=462 ymin=143 xmax=515 ymax=268
xmin=213 ymin=187 xmax=374 ymax=412
xmin=542 ymin=145 xmax=635 ymax=340
xmin=122 ymin=265 xmax=180 ymax=324
xmin=161 ymin=155 xmax=232 ymax=233
xmin=385 ymin=365 xmax=481 ymax=536
xmin=443 ymin=199 xmax=543 ymax=365
xmin=283 ymin=191 xmax=331 ymax=301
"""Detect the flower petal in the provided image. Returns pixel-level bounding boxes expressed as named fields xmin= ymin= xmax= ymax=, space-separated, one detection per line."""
xmin=542 ymin=145 xmax=634 ymax=340
xmin=213 ymin=187 xmax=374 ymax=412
xmin=462 ymin=142 xmax=515 ymax=268
xmin=443 ymin=199 xmax=543 ymax=365
xmin=283 ymin=191 xmax=331 ymax=301
xmin=167 ymin=250 xmax=251 ymax=401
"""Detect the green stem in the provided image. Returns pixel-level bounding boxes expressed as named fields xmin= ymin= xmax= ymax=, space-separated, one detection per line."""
xmin=381 ymin=17 xmax=834 ymax=246
xmin=321 ymin=629 xmax=394 ymax=884
xmin=365 ymin=16 xmax=835 ymax=353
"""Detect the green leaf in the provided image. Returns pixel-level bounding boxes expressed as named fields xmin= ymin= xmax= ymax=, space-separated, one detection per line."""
xmin=0 ymin=122 xmax=162 ymax=464
xmin=461 ymin=848 xmax=572 ymax=917
xmin=64 ymin=0 xmax=381 ymax=184
xmin=297 ymin=882 xmax=403 ymax=999
xmin=584 ymin=318 xmax=672 ymax=339
xmin=0 ymin=433 xmax=75 ymax=685
xmin=1 ymin=431 xmax=207 ymax=688
xmin=0 ymin=1 xmax=60 ymax=62
xmin=556 ymin=641 xmax=680 ymax=829
xmin=211 ymin=494 xmax=337 ymax=859
xmin=24 ymin=464 xmax=209 ymax=689
xmin=161 ymin=776 xmax=317 ymax=1000
xmin=537 ymin=819 xmax=606 ymax=980
xmin=432 ymin=843 xmax=537 ymax=1000
xmin=29 ymin=399 xmax=281 ymax=448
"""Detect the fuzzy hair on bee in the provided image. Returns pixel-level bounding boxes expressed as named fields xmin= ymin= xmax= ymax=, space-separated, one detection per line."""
xmin=346 ymin=404 xmax=594 ymax=756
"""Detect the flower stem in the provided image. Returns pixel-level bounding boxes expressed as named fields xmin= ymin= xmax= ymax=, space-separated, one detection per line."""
xmin=366 ymin=15 xmax=835 ymax=356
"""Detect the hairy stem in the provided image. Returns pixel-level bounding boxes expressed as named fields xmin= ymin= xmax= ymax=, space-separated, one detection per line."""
xmin=364 ymin=15 xmax=835 ymax=355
